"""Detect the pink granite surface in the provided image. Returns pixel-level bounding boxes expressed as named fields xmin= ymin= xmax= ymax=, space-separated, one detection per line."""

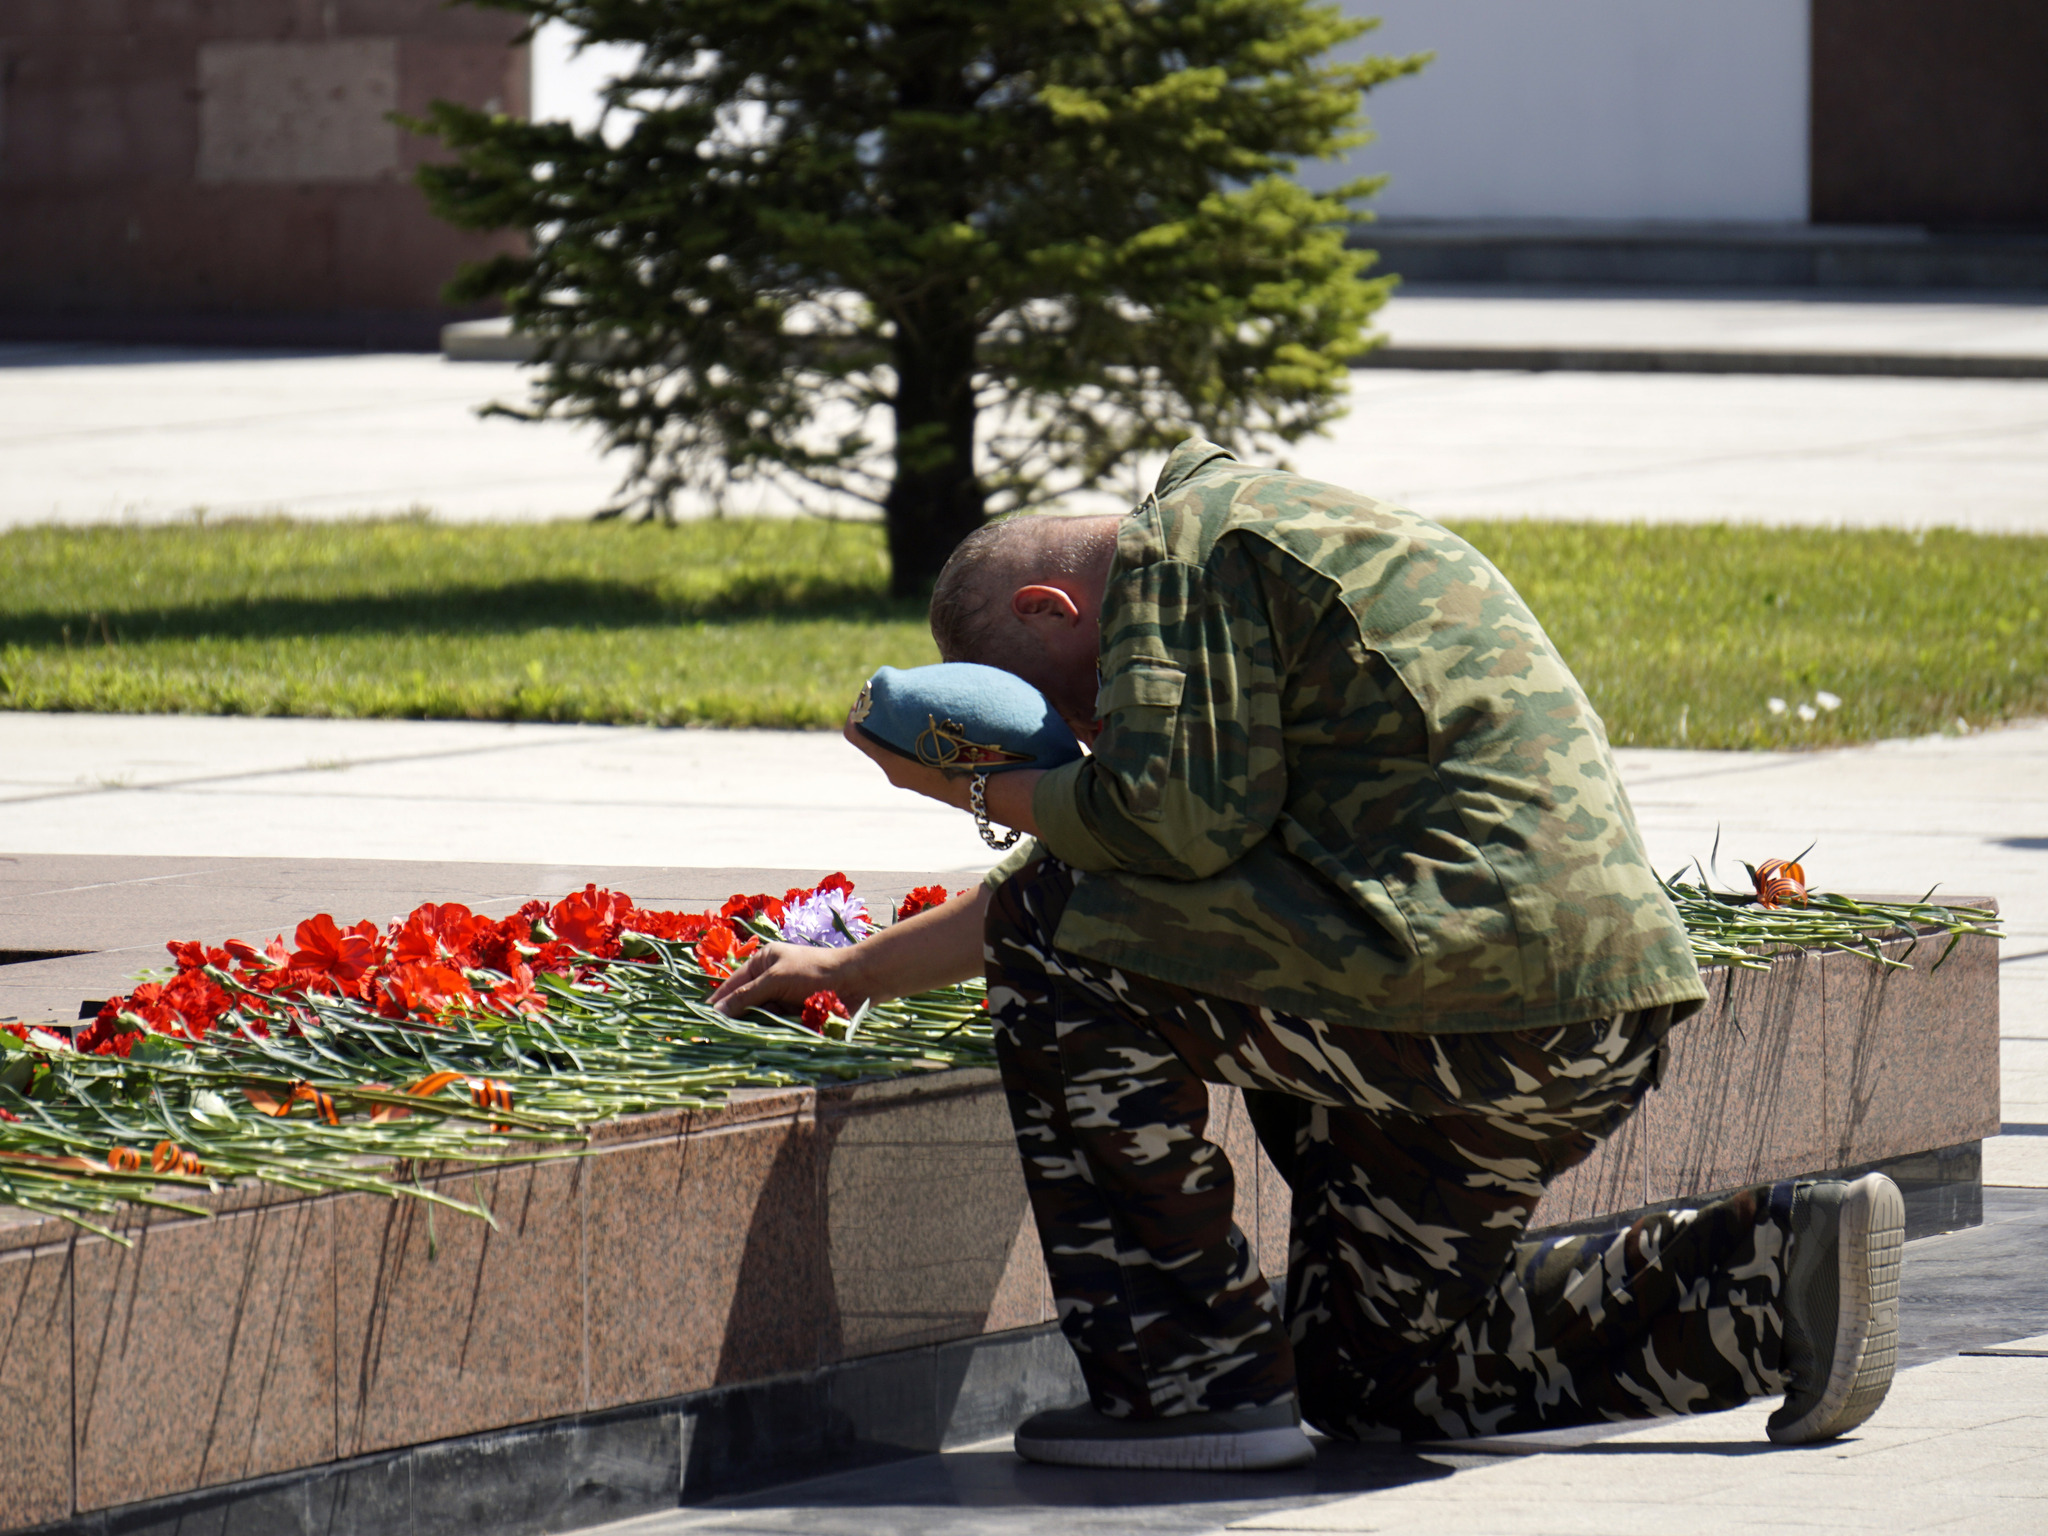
xmin=73 ymin=1197 xmax=335 ymax=1509
xmin=0 ymin=1068 xmax=1060 ymax=1529
xmin=1206 ymin=1084 xmax=1292 ymax=1280
xmin=0 ymin=1242 xmax=72 ymax=1527
xmin=819 ymin=1073 xmax=1049 ymax=1361
xmin=1819 ymin=932 xmax=2002 ymax=1166
xmin=586 ymin=1106 xmax=826 ymax=1410
xmin=337 ymin=1158 xmax=588 ymax=1459
xmin=1530 ymin=922 xmax=2000 ymax=1228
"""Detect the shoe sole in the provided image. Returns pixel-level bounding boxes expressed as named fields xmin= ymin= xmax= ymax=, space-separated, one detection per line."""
xmin=1014 ymin=1423 xmax=1315 ymax=1472
xmin=1769 ymin=1172 xmax=1905 ymax=1445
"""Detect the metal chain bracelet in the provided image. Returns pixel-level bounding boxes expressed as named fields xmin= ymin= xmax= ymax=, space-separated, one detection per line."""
xmin=970 ymin=770 xmax=1021 ymax=851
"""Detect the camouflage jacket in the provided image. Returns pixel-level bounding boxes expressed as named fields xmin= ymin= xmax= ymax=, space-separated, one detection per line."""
xmin=988 ymin=439 xmax=1705 ymax=1034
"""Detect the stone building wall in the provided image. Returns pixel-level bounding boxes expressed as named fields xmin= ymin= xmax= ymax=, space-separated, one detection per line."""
xmin=1812 ymin=0 xmax=2048 ymax=230
xmin=0 ymin=1 xmax=528 ymax=348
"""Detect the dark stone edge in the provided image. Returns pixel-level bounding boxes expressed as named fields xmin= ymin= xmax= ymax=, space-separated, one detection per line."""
xmin=1532 ymin=1140 xmax=1983 ymax=1245
xmin=1360 ymin=346 xmax=2048 ymax=379
xmin=1345 ymin=227 xmax=2048 ymax=291
xmin=14 ymin=1325 xmax=1084 ymax=1536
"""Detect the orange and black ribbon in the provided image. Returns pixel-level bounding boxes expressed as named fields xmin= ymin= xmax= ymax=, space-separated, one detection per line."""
xmin=243 ymin=1080 xmax=340 ymax=1126
xmin=467 ymin=1077 xmax=515 ymax=1132
xmin=1752 ymin=858 xmax=1808 ymax=910
xmin=152 ymin=1141 xmax=204 ymax=1177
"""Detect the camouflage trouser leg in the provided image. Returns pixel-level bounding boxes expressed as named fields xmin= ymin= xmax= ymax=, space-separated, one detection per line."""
xmin=986 ymin=856 xmax=1793 ymax=1438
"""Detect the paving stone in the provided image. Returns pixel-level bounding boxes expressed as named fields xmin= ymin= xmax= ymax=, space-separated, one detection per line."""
xmin=1219 ymin=1357 xmax=2048 ymax=1533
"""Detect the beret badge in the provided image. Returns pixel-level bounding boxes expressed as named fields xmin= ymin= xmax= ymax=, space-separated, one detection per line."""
xmin=913 ymin=718 xmax=1033 ymax=769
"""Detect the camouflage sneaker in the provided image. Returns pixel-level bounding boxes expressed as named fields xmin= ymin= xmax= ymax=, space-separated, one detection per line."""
xmin=1767 ymin=1172 xmax=1906 ymax=1445
xmin=1014 ymin=1399 xmax=1315 ymax=1471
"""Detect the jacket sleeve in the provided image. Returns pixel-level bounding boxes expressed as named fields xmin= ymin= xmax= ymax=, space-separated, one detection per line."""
xmin=1031 ymin=540 xmax=1288 ymax=880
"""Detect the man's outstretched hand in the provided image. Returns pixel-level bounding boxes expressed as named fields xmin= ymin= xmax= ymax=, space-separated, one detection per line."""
xmin=706 ymin=710 xmax=1031 ymax=1020
xmin=707 ymin=883 xmax=993 ymax=1018
xmin=707 ymin=941 xmax=860 ymax=1017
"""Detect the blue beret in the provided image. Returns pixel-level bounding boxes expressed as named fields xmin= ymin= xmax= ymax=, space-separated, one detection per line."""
xmin=851 ymin=663 xmax=1083 ymax=774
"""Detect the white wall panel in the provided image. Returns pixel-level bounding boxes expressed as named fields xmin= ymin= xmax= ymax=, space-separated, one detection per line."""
xmin=531 ymin=21 xmax=640 ymax=136
xmin=1304 ymin=0 xmax=1811 ymax=222
xmin=528 ymin=4 xmax=1813 ymax=224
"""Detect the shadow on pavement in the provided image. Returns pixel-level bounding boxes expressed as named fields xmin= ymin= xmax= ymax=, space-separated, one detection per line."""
xmin=690 ymin=1440 xmax=1457 ymax=1530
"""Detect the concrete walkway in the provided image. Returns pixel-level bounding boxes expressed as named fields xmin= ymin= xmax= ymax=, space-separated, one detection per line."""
xmin=585 ymin=1328 xmax=2048 ymax=1535
xmin=1229 ymin=1344 xmax=2048 ymax=1535
xmin=6 ymin=291 xmax=2048 ymax=532
xmin=3 ymin=709 xmax=2042 ymax=1188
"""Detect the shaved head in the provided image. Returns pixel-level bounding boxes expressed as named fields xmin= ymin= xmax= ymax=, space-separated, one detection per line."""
xmin=928 ymin=514 xmax=1119 ymax=678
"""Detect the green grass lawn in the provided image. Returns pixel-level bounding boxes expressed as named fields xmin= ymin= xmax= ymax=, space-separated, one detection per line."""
xmin=1 ymin=515 xmax=2042 ymax=749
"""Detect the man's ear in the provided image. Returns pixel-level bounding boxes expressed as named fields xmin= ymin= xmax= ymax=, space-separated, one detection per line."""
xmin=1011 ymin=585 xmax=1083 ymax=624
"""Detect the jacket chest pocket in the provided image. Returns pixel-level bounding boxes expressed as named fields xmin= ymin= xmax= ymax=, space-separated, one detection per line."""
xmin=1095 ymin=662 xmax=1187 ymax=821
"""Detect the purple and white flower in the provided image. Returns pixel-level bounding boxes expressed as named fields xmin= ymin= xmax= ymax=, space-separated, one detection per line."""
xmin=779 ymin=889 xmax=873 ymax=948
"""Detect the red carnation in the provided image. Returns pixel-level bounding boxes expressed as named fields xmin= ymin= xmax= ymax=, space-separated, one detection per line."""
xmin=719 ymin=892 xmax=786 ymax=928
xmin=378 ymin=961 xmax=476 ymax=1020
xmin=623 ymin=907 xmax=715 ymax=944
xmin=76 ymin=1015 xmax=136 ymax=1055
xmin=390 ymin=902 xmax=484 ymax=967
xmin=800 ymin=990 xmax=850 ymax=1032
xmin=470 ymin=913 xmax=533 ymax=972
xmin=167 ymin=940 xmax=229 ymax=974
xmin=291 ymin=914 xmax=381 ymax=988
xmin=482 ymin=958 xmax=544 ymax=1015
xmin=550 ymin=885 xmax=632 ymax=957
xmin=223 ymin=937 xmax=272 ymax=969
xmin=694 ymin=923 xmax=761 ymax=980
xmin=896 ymin=884 xmax=950 ymax=921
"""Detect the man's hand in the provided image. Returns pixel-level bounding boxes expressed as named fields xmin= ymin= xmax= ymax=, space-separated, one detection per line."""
xmin=842 ymin=706 xmax=972 ymax=810
xmin=841 ymin=703 xmax=1045 ymax=836
xmin=707 ymin=942 xmax=861 ymax=1017
xmin=710 ymin=885 xmax=993 ymax=1016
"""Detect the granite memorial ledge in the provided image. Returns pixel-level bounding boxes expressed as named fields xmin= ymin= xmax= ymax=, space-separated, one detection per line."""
xmin=0 ymin=886 xmax=1999 ymax=1534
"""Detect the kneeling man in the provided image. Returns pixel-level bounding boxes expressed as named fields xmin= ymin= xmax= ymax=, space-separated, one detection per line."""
xmin=712 ymin=439 xmax=1903 ymax=1469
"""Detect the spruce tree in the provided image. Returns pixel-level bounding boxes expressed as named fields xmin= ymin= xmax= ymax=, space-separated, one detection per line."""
xmin=418 ymin=1 xmax=1421 ymax=594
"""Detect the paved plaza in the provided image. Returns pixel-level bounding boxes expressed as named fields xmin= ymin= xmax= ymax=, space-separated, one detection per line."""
xmin=581 ymin=1321 xmax=2048 ymax=1535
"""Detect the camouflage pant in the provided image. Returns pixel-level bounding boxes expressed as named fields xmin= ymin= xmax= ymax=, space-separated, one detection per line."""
xmin=986 ymin=856 xmax=1793 ymax=1440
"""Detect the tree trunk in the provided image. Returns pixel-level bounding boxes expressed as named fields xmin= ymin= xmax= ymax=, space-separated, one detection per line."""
xmin=883 ymin=321 xmax=985 ymax=599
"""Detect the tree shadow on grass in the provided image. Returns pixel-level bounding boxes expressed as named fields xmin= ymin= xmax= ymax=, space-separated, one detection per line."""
xmin=0 ymin=575 xmax=925 ymax=648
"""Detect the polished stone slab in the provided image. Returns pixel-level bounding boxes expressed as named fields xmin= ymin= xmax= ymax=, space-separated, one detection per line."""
xmin=72 ymin=1197 xmax=335 ymax=1510
xmin=0 ymin=1065 xmax=1077 ymax=1531
xmin=18 ymin=1325 xmax=1091 ymax=1536
xmin=0 ymin=853 xmax=951 ymax=1026
xmin=1529 ymin=922 xmax=2000 ymax=1233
